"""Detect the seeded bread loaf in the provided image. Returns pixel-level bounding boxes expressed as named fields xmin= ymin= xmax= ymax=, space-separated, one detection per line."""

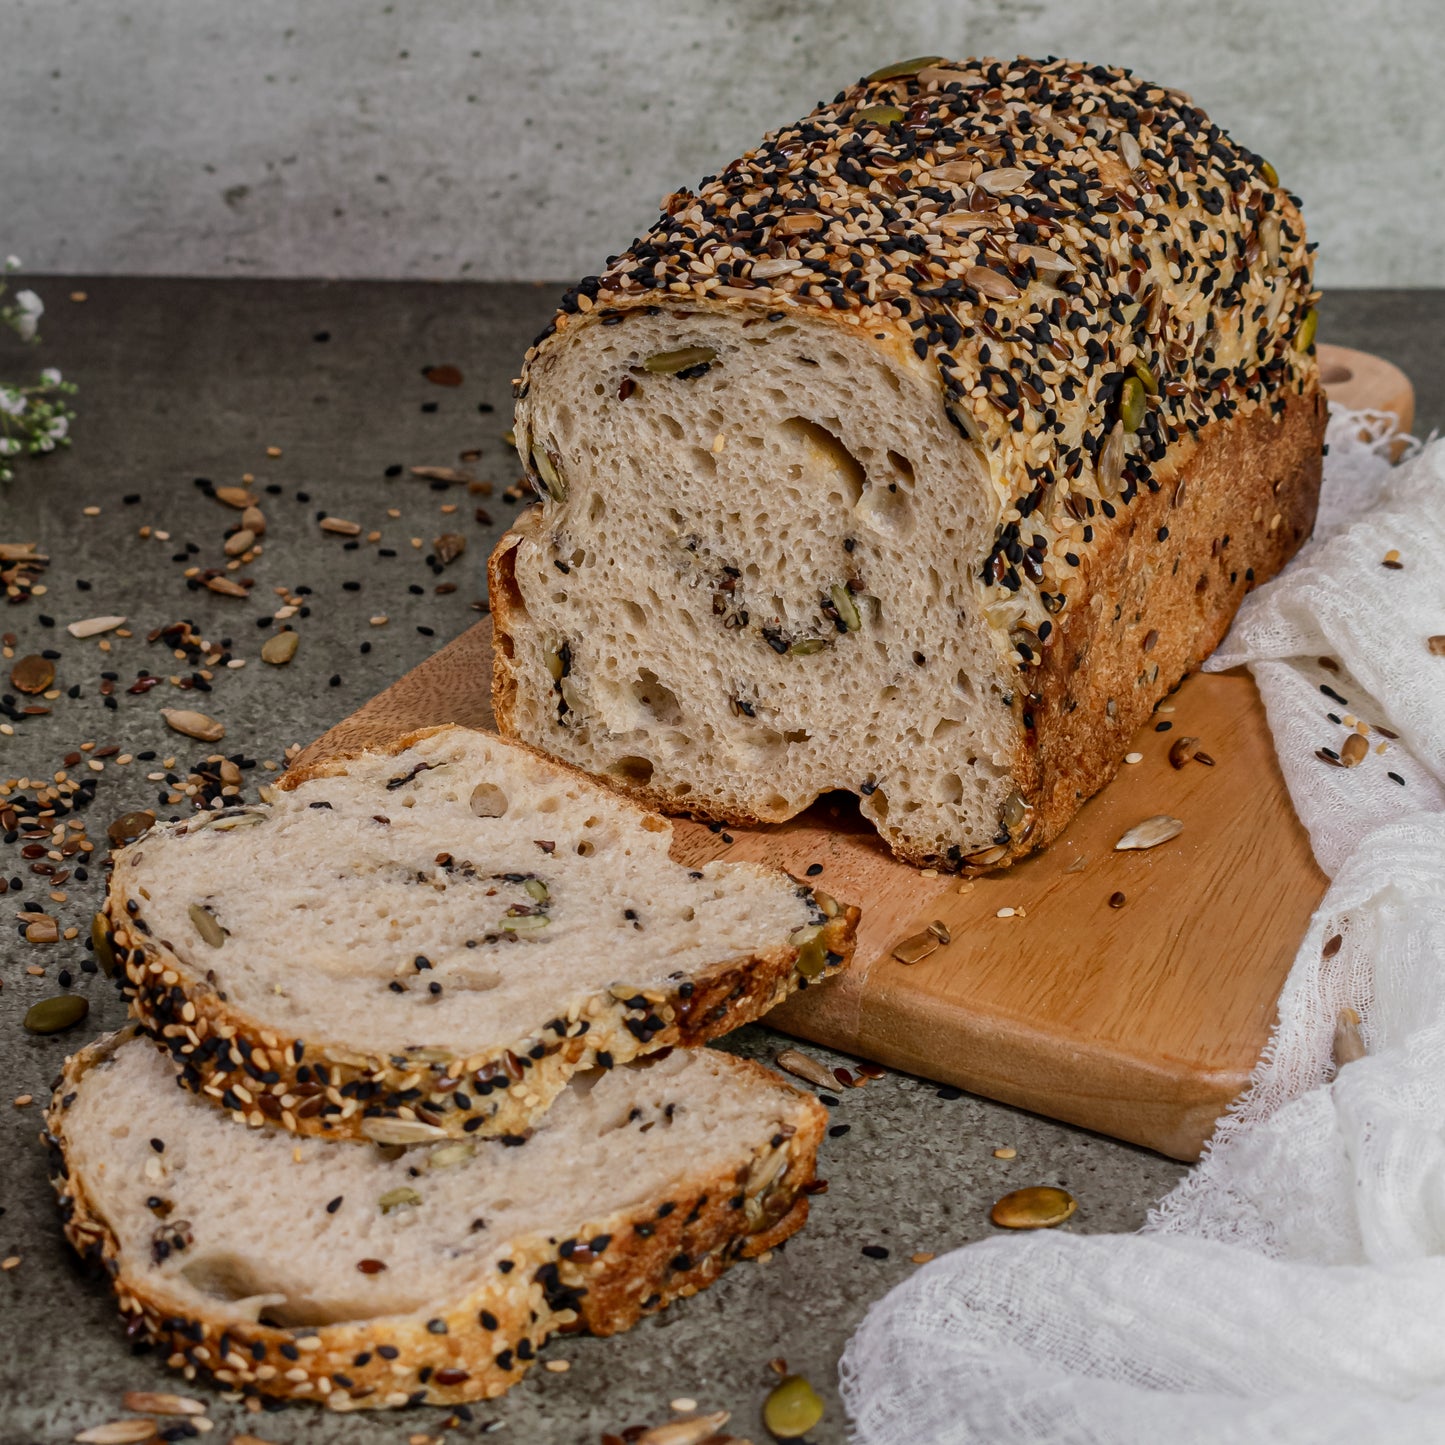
xmin=47 ymin=1028 xmax=825 ymax=1411
xmin=491 ymin=55 xmax=1324 ymax=871
xmin=106 ymin=725 xmax=856 ymax=1142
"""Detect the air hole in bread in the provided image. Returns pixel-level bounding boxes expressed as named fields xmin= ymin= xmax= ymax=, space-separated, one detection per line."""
xmin=610 ymin=756 xmax=654 ymax=786
xmin=631 ymin=669 xmax=682 ymax=725
xmin=469 ymin=783 xmax=508 ymax=818
xmin=887 ymin=450 xmax=916 ymax=484
xmin=780 ymin=417 xmax=866 ymax=507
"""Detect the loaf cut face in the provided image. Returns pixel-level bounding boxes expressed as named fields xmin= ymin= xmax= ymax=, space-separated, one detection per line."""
xmin=47 ymin=1029 xmax=824 ymax=1410
xmin=108 ymin=725 xmax=855 ymax=1141
xmin=493 ymin=56 xmax=1324 ymax=869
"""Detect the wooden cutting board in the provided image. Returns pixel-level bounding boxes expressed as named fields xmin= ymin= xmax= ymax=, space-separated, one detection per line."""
xmin=293 ymin=345 xmax=1412 ymax=1161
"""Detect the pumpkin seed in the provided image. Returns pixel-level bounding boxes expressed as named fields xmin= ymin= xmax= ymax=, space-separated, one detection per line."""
xmin=830 ymin=584 xmax=862 ymax=632
xmin=9 ymin=654 xmax=54 ymax=694
xmin=1115 ymin=815 xmax=1184 ymax=851
xmin=775 ymin=1048 xmax=837 ymax=1090
xmin=260 ymin=630 xmax=299 ymax=666
xmin=813 ymin=890 xmax=840 ymax=918
xmin=964 ymin=844 xmax=1009 ymax=867
xmin=791 ymin=923 xmax=830 ymax=980
xmin=188 ymin=903 xmax=226 ymax=948
xmin=891 ymin=930 xmax=939 ymax=966
xmin=161 ymin=708 xmax=225 ymax=742
xmin=1132 ymin=358 xmax=1159 ymax=395
xmin=763 ymin=1375 xmax=825 ymax=1439
xmin=91 ymin=912 xmax=116 ymax=976
xmin=1117 ymin=131 xmax=1142 ymax=171
xmin=1340 ymin=733 xmax=1369 ymax=768
xmin=108 ymin=810 xmax=155 ymax=848
xmin=531 ymin=445 xmax=567 ymax=502
xmin=1295 ymin=308 xmax=1318 ymax=352
xmin=26 ymin=916 xmax=59 ymax=944
xmin=523 ymin=878 xmax=550 ymax=903
xmin=789 ymin=637 xmax=828 ymax=657
xmin=24 ymin=993 xmax=89 ymax=1035
xmin=641 ymin=347 xmax=717 ymax=377
xmin=865 ymin=56 xmax=943 ymax=81
xmin=1260 ymin=159 xmax=1280 ymax=187
xmin=990 ymin=1185 xmax=1077 ymax=1229
xmin=502 ymin=913 xmax=550 ymax=934
xmin=543 ymin=645 xmax=565 ymax=682
xmin=855 ymin=104 xmax=905 ymax=126
xmin=428 ymin=1141 xmax=476 ymax=1170
xmin=366 ymin=1117 xmax=448 ymax=1147
xmin=1119 ymin=375 xmax=1146 ymax=432
xmin=377 ymin=1184 xmax=425 ymax=1212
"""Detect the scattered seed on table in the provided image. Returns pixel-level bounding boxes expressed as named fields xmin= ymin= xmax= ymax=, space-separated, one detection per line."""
xmin=1123 ymin=751 xmax=1143 ymax=764
xmin=991 ymin=1185 xmax=1077 ymax=1230
xmin=1115 ymin=814 xmax=1183 ymax=851
xmin=993 ymin=1146 xmax=1017 ymax=1159
xmin=67 ymin=615 xmax=126 ymax=640
xmin=910 ymin=1251 xmax=936 ymax=1264
xmin=1108 ymin=891 xmax=1126 ymax=909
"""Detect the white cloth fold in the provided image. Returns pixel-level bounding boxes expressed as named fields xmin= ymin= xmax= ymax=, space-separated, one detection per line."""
xmin=842 ymin=409 xmax=1445 ymax=1444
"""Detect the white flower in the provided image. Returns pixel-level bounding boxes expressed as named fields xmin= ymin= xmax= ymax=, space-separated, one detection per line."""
xmin=40 ymin=367 xmax=61 ymax=385
xmin=13 ymin=288 xmax=43 ymax=341
xmin=36 ymin=433 xmax=55 ymax=452
xmin=0 ymin=437 xmax=19 ymax=457
xmin=3 ymin=255 xmax=19 ymax=271
xmin=46 ymin=415 xmax=68 ymax=439
xmin=0 ymin=387 xmax=24 ymax=416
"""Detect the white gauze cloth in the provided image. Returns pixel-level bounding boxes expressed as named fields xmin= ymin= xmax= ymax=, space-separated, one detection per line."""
xmin=841 ymin=406 xmax=1445 ymax=1444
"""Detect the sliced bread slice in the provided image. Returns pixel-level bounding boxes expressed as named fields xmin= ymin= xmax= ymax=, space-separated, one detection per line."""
xmin=47 ymin=1028 xmax=825 ymax=1411
xmin=107 ymin=725 xmax=856 ymax=1142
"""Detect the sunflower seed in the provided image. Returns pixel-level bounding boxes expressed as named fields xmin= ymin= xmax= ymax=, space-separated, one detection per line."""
xmin=410 ymin=465 xmax=475 ymax=484
xmin=67 ymin=615 xmax=126 ymax=639
xmin=434 ymin=533 xmax=466 ymax=566
xmin=751 ymin=257 xmax=802 ymax=280
xmin=926 ymin=919 xmax=951 ymax=944
xmin=73 ymin=1423 xmax=158 ymax=1445
xmin=974 ymin=166 xmax=1030 ymax=195
xmin=1428 ymin=635 xmax=1445 ymax=657
xmin=161 ymin=708 xmax=225 ymax=742
xmin=1115 ymin=815 xmax=1184 ymax=851
xmin=365 ymin=1117 xmax=448 ymax=1146
xmin=119 ymin=1393 xmax=205 ymax=1418
xmin=774 ymin=1049 xmax=837 ymax=1090
xmin=205 ymin=575 xmax=249 ymax=597
xmin=1117 ymin=131 xmax=1142 ymax=170
xmin=319 ymin=516 xmax=361 ymax=537
xmin=1333 ymin=1006 xmax=1367 ymax=1066
xmin=634 ymin=1412 xmax=731 ymax=1445
xmin=892 ymin=930 xmax=940 ymax=965
xmin=964 ymin=844 xmax=1009 ymax=867
xmin=990 ymin=1185 xmax=1077 ymax=1230
xmin=1008 ymin=242 xmax=1074 ymax=276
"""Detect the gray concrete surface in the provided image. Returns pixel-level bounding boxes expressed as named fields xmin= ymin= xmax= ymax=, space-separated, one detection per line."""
xmin=0 ymin=281 xmax=1438 ymax=1445
xmin=2 ymin=1 xmax=1443 ymax=289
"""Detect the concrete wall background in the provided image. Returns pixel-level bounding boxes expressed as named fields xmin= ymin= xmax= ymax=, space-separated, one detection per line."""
xmin=1 ymin=0 xmax=1441 ymax=287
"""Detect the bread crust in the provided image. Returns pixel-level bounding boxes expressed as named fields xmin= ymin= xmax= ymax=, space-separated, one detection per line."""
xmin=45 ymin=1029 xmax=826 ymax=1411
xmin=106 ymin=726 xmax=859 ymax=1141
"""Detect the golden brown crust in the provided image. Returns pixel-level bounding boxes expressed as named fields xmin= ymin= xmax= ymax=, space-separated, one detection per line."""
xmin=105 ymin=727 xmax=859 ymax=1141
xmin=45 ymin=1031 xmax=826 ymax=1412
